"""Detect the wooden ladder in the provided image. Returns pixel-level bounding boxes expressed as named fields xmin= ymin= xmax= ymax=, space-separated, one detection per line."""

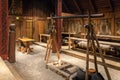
xmin=44 ymin=21 xmax=60 ymax=64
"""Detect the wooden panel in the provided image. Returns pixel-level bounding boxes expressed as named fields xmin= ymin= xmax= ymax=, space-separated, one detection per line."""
xmin=62 ymin=12 xmax=117 ymax=37
xmin=31 ymin=20 xmax=45 ymax=41
xmin=21 ymin=20 xmax=25 ymax=37
xmin=26 ymin=20 xmax=33 ymax=38
xmin=115 ymin=18 xmax=120 ymax=36
xmin=19 ymin=19 xmax=33 ymax=38
xmin=15 ymin=21 xmax=22 ymax=39
xmin=62 ymin=19 xmax=82 ymax=34
xmin=37 ymin=21 xmax=45 ymax=34
xmin=98 ymin=18 xmax=112 ymax=35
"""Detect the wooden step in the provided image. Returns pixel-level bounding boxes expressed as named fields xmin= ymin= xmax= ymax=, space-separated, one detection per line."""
xmin=5 ymin=61 xmax=24 ymax=80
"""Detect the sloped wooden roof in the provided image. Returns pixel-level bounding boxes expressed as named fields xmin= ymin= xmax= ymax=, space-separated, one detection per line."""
xmin=52 ymin=0 xmax=120 ymax=14
xmin=8 ymin=0 xmax=120 ymax=15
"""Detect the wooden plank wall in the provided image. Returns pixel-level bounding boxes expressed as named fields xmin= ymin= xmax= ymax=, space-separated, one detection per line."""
xmin=33 ymin=20 xmax=48 ymax=41
xmin=8 ymin=0 xmax=53 ymax=41
xmin=8 ymin=0 xmax=120 ymax=42
xmin=8 ymin=16 xmax=48 ymax=42
xmin=9 ymin=11 xmax=120 ymax=43
xmin=62 ymin=12 xmax=120 ymax=37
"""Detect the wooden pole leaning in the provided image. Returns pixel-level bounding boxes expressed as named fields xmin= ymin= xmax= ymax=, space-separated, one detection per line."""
xmin=44 ymin=37 xmax=52 ymax=63
xmin=93 ymin=31 xmax=112 ymax=80
xmin=46 ymin=12 xmax=111 ymax=80
xmin=85 ymin=11 xmax=111 ymax=80
xmin=44 ymin=19 xmax=61 ymax=64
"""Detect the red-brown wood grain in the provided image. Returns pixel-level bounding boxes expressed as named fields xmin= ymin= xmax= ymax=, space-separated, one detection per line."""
xmin=0 ymin=0 xmax=9 ymax=60
xmin=56 ymin=0 xmax=62 ymax=50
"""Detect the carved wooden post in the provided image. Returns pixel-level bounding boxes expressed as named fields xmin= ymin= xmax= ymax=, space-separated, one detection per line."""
xmin=0 ymin=0 xmax=9 ymax=60
xmin=8 ymin=24 xmax=16 ymax=63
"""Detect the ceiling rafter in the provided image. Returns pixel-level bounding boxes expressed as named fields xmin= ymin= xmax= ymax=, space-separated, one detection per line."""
xmin=88 ymin=0 xmax=97 ymax=13
xmin=63 ymin=1 xmax=70 ymax=13
xmin=106 ymin=0 xmax=113 ymax=11
xmin=72 ymin=0 xmax=82 ymax=13
xmin=51 ymin=0 xmax=55 ymax=7
xmin=9 ymin=0 xmax=22 ymax=15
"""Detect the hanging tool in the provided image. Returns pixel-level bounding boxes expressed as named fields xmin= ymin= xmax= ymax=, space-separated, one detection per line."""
xmin=85 ymin=11 xmax=111 ymax=80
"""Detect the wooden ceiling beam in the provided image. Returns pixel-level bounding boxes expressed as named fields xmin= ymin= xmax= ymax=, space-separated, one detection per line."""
xmin=72 ymin=0 xmax=82 ymax=13
xmin=88 ymin=0 xmax=97 ymax=13
xmin=63 ymin=1 xmax=70 ymax=13
xmin=51 ymin=0 xmax=55 ymax=9
xmin=106 ymin=0 xmax=113 ymax=11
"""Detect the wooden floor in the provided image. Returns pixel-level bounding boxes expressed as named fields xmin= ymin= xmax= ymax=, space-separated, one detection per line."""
xmin=0 ymin=57 xmax=23 ymax=80
xmin=34 ymin=42 xmax=120 ymax=77
xmin=1 ymin=43 xmax=119 ymax=80
xmin=34 ymin=42 xmax=120 ymax=68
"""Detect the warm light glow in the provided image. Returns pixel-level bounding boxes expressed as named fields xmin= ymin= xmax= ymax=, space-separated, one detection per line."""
xmin=16 ymin=16 xmax=19 ymax=20
xmin=58 ymin=59 xmax=61 ymax=66
xmin=53 ymin=60 xmax=62 ymax=67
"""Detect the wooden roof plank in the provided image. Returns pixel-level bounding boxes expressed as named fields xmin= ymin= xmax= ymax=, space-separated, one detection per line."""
xmin=72 ymin=0 xmax=82 ymax=13
xmin=63 ymin=1 xmax=70 ymax=13
xmin=106 ymin=0 xmax=113 ymax=11
xmin=88 ymin=0 xmax=97 ymax=13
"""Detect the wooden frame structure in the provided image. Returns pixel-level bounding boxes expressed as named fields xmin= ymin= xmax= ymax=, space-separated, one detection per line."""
xmin=46 ymin=11 xmax=112 ymax=80
xmin=44 ymin=19 xmax=60 ymax=64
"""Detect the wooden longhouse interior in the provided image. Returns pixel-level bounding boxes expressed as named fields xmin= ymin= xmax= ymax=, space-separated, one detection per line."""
xmin=0 ymin=0 xmax=120 ymax=80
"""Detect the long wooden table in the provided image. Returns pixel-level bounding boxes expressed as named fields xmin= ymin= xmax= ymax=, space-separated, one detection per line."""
xmin=18 ymin=37 xmax=35 ymax=54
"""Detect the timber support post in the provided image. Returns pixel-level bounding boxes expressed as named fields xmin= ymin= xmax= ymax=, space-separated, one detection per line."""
xmin=8 ymin=24 xmax=16 ymax=63
xmin=0 ymin=0 xmax=9 ymax=60
xmin=55 ymin=0 xmax=62 ymax=50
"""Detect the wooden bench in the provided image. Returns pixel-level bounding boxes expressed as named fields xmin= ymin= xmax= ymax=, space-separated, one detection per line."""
xmin=68 ymin=37 xmax=120 ymax=47
xmin=66 ymin=37 xmax=120 ymax=55
xmin=39 ymin=34 xmax=50 ymax=43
